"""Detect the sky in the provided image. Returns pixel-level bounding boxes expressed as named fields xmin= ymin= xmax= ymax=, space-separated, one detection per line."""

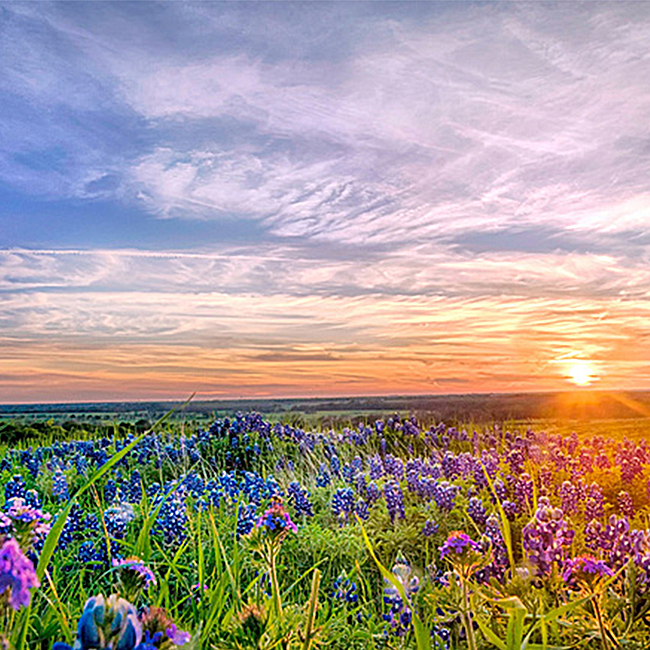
xmin=2 ymin=1 xmax=650 ymax=403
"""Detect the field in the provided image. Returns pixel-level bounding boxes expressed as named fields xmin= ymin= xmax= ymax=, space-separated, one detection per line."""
xmin=1 ymin=396 xmax=650 ymax=649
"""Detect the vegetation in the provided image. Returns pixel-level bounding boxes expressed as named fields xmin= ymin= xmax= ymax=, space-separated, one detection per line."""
xmin=1 ymin=407 xmax=650 ymax=648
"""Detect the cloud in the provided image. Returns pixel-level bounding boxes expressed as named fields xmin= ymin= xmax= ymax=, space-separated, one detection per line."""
xmin=102 ymin=2 xmax=650 ymax=250
xmin=2 ymin=243 xmax=649 ymax=301
xmin=2 ymin=2 xmax=650 ymax=399
xmin=4 ymin=2 xmax=650 ymax=248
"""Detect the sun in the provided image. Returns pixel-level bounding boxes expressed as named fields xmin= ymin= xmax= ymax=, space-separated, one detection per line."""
xmin=567 ymin=360 xmax=597 ymax=386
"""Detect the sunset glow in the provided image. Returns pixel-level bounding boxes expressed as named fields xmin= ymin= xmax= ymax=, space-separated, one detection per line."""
xmin=1 ymin=2 xmax=650 ymax=402
xmin=567 ymin=360 xmax=598 ymax=387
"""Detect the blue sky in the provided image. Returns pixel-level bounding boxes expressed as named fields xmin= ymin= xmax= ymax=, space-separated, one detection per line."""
xmin=2 ymin=1 xmax=650 ymax=402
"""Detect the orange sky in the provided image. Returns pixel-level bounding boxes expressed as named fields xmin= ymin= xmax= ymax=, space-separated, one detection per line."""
xmin=2 ymin=283 xmax=649 ymax=403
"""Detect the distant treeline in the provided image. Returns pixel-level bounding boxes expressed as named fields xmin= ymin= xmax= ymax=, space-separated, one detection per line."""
xmin=2 ymin=391 xmax=650 ymax=428
xmin=0 ymin=418 xmax=151 ymax=446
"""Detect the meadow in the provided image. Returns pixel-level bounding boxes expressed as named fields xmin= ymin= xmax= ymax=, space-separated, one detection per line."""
xmin=1 ymin=403 xmax=650 ymax=649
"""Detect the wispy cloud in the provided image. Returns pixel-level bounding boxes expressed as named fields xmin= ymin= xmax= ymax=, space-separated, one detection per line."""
xmin=2 ymin=1 xmax=650 ymax=400
xmin=1 ymin=245 xmax=650 ymax=400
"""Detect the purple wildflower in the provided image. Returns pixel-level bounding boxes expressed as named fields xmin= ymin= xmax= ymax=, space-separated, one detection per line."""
xmin=617 ymin=491 xmax=634 ymax=518
xmin=439 ymin=531 xmax=481 ymax=560
xmin=563 ymin=554 xmax=613 ymax=589
xmin=166 ymin=623 xmax=191 ymax=645
xmin=256 ymin=497 xmax=297 ymax=535
xmin=522 ymin=497 xmax=575 ymax=577
xmin=112 ymin=556 xmax=157 ymax=589
xmin=0 ymin=537 xmax=40 ymax=610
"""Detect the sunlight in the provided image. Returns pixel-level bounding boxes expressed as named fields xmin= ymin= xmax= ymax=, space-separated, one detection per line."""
xmin=567 ymin=359 xmax=598 ymax=386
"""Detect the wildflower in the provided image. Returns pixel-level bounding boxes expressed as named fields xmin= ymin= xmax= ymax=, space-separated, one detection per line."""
xmin=481 ymin=515 xmax=508 ymax=581
xmin=113 ymin=556 xmax=157 ymax=590
xmin=384 ymin=481 xmax=405 ymax=524
xmin=141 ymin=606 xmax=191 ymax=648
xmin=467 ymin=497 xmax=487 ymax=527
xmin=502 ymin=499 xmax=518 ymax=520
xmin=256 ymin=496 xmax=297 ymax=537
xmin=559 ymin=481 xmax=579 ymax=515
xmin=54 ymin=594 xmax=142 ymax=650
xmin=383 ymin=556 xmax=419 ymax=637
xmin=585 ymin=483 xmax=604 ymax=521
xmin=134 ymin=631 xmax=163 ymax=650
xmin=166 ymin=624 xmax=191 ymax=645
xmin=153 ymin=495 xmax=188 ymax=547
xmin=0 ymin=537 xmax=39 ymax=610
xmin=287 ymin=481 xmax=314 ymax=518
xmin=52 ymin=469 xmax=69 ymax=502
xmin=236 ymin=503 xmax=257 ymax=538
xmin=333 ymin=572 xmax=359 ymax=605
xmin=617 ymin=491 xmax=634 ymax=518
xmin=422 ymin=519 xmax=439 ymax=537
xmin=439 ymin=531 xmax=481 ymax=560
xmin=522 ymin=497 xmax=575 ymax=577
xmin=433 ymin=480 xmax=458 ymax=513
xmin=3 ymin=497 xmax=51 ymax=550
xmin=4 ymin=475 xmax=26 ymax=502
xmin=331 ymin=488 xmax=354 ymax=525
xmin=315 ymin=464 xmax=331 ymax=487
xmin=563 ymin=554 xmax=613 ymax=590
xmin=105 ymin=503 xmax=135 ymax=540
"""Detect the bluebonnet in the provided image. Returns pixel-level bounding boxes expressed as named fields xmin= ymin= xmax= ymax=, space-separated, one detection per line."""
xmin=354 ymin=472 xmax=367 ymax=497
xmin=332 ymin=488 xmax=355 ymax=525
xmin=492 ymin=478 xmax=508 ymax=503
xmin=79 ymin=540 xmax=104 ymax=566
xmin=366 ymin=481 xmax=381 ymax=505
xmin=126 ymin=470 xmax=143 ymax=504
xmin=383 ymin=557 xmax=419 ymax=637
xmin=467 ymin=497 xmax=487 ymax=527
xmin=369 ymin=455 xmax=384 ymax=480
xmin=52 ymin=469 xmax=69 ymax=502
xmin=522 ymin=497 xmax=575 ymax=576
xmin=315 ymin=464 xmax=331 ymax=487
xmin=57 ymin=504 xmax=83 ymax=550
xmin=559 ymin=481 xmax=579 ymax=515
xmin=355 ymin=499 xmax=370 ymax=521
xmin=4 ymin=475 xmax=26 ymax=502
xmin=287 ymin=481 xmax=314 ymax=518
xmin=154 ymin=496 xmax=188 ymax=546
xmin=422 ymin=519 xmax=439 ymax=537
xmin=24 ymin=489 xmax=41 ymax=509
xmin=333 ymin=572 xmax=359 ymax=604
xmin=53 ymin=594 xmax=141 ymax=650
xmin=236 ymin=504 xmax=257 ymax=538
xmin=479 ymin=515 xmax=508 ymax=581
xmin=385 ymin=455 xmax=404 ymax=481
xmin=104 ymin=479 xmax=118 ymax=505
xmin=585 ymin=483 xmax=604 ymax=521
xmin=502 ymin=500 xmax=518 ymax=521
xmin=433 ymin=481 xmax=458 ymax=513
xmin=105 ymin=504 xmax=135 ymax=540
xmin=618 ymin=491 xmax=634 ymax=518
xmin=204 ymin=480 xmax=224 ymax=509
xmin=384 ymin=481 xmax=405 ymax=524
